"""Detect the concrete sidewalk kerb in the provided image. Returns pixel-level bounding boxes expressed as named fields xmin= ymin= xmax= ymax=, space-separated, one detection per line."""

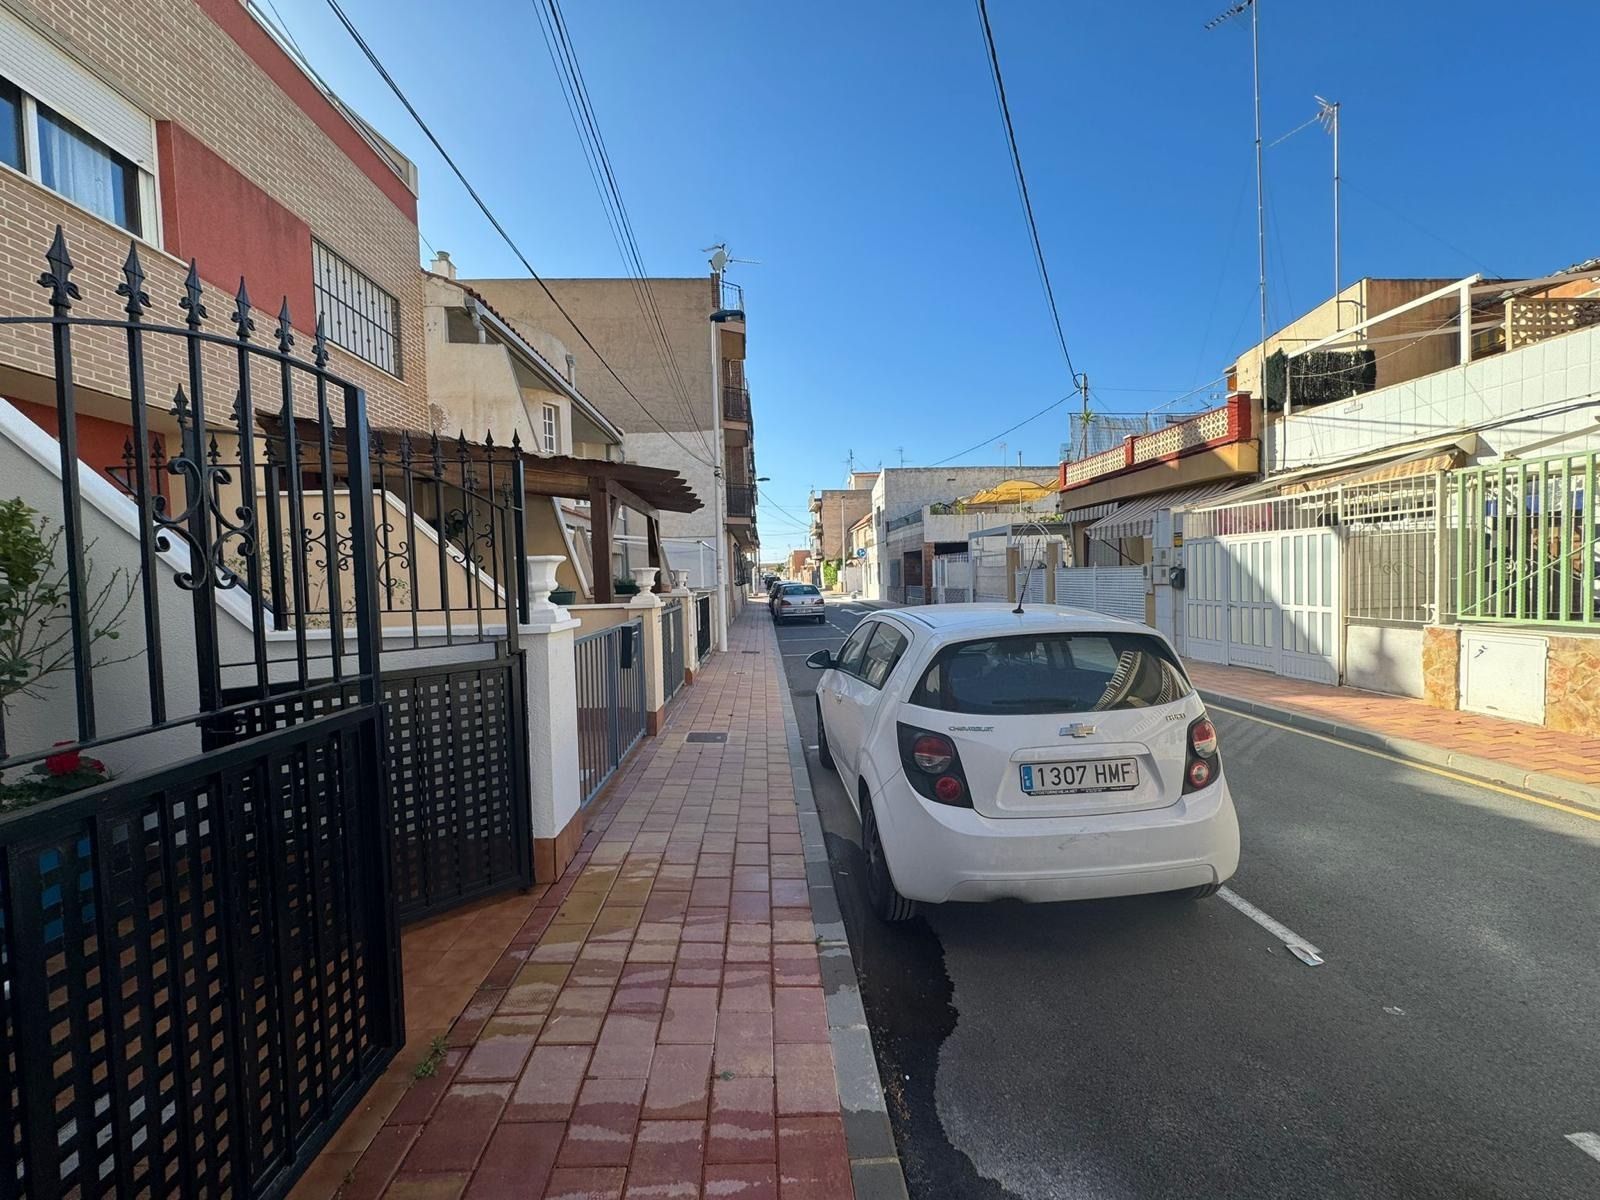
xmin=772 ymin=624 xmax=911 ymax=1200
xmin=1201 ymin=689 xmax=1600 ymax=815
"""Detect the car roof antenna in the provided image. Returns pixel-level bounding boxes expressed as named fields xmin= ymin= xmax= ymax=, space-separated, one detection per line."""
xmin=1012 ymin=518 xmax=1054 ymax=615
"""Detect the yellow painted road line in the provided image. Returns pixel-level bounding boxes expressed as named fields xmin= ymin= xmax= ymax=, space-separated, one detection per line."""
xmin=1208 ymin=703 xmax=1600 ymax=824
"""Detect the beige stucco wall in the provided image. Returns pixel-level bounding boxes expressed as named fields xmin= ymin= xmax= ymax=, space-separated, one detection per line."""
xmin=1232 ymin=278 xmax=1461 ymax=401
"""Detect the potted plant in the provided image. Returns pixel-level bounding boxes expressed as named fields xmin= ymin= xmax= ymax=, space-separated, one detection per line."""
xmin=0 ymin=743 xmax=112 ymax=813
xmin=550 ymin=586 xmax=577 ymax=605
xmin=613 ymin=576 xmax=641 ymax=597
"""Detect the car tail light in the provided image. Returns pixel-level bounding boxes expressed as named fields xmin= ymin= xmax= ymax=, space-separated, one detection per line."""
xmin=897 ymin=723 xmax=973 ymax=808
xmin=780 ymin=599 xmax=792 ymax=607
xmin=1182 ymin=713 xmax=1222 ymax=795
xmin=911 ymin=734 xmax=954 ymax=773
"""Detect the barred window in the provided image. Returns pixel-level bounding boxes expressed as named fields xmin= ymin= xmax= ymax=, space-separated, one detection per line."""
xmin=313 ymin=240 xmax=400 ymax=375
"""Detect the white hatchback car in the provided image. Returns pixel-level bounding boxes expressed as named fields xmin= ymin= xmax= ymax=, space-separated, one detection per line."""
xmin=806 ymin=605 xmax=1239 ymax=921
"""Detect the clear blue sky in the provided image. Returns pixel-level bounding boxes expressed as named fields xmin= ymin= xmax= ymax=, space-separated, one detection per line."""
xmin=270 ymin=0 xmax=1599 ymax=558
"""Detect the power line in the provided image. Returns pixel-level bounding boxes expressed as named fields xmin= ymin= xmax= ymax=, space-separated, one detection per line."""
xmin=974 ymin=0 xmax=1079 ymax=384
xmin=320 ymin=0 xmax=719 ymax=470
xmin=532 ymin=0 xmax=717 ymax=463
xmin=928 ymin=394 xmax=1073 ymax=467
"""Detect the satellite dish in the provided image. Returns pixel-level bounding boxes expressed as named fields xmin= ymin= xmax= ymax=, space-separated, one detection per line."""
xmin=701 ymin=242 xmax=761 ymax=274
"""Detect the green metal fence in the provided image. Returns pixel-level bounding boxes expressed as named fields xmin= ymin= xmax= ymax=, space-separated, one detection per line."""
xmin=1454 ymin=450 xmax=1598 ymax=627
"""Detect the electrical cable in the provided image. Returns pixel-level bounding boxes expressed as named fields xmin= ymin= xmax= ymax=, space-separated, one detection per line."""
xmin=321 ymin=0 xmax=720 ymax=470
xmin=973 ymin=0 xmax=1079 ymax=384
xmin=927 ymin=394 xmax=1073 ymax=467
xmin=533 ymin=0 xmax=717 ymax=462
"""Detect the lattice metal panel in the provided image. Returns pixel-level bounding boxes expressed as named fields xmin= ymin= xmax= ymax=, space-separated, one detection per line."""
xmin=383 ymin=659 xmax=530 ymax=925
xmin=0 ymin=710 xmax=396 ymax=1199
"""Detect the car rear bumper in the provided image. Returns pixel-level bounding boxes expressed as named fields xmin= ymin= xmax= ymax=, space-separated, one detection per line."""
xmin=775 ymin=606 xmax=825 ymax=621
xmin=872 ymin=772 xmax=1240 ymax=904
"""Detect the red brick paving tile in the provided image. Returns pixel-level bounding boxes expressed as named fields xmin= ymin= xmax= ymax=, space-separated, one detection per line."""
xmin=589 ymin=906 xmax=645 ymax=943
xmin=337 ymin=1124 xmax=419 ymax=1199
xmin=643 ymin=890 xmax=691 ymax=922
xmin=768 ymin=880 xmax=808 ymax=908
xmin=773 ymin=1043 xmax=837 ymax=1116
xmin=769 ymin=911 xmax=814 ymax=944
xmin=769 ymin=834 xmax=802 ymax=856
xmin=706 ymin=1076 xmax=776 ymax=1164
xmin=611 ymin=962 xmax=672 ymax=1013
xmin=724 ymin=939 xmax=772 ymax=965
xmin=730 ymin=867 xmax=771 ymax=893
xmin=641 ymin=1041 xmax=715 ymax=1120
xmin=681 ymin=909 xmax=728 ymax=943
xmin=772 ymin=988 xmax=829 ymax=1045
xmin=714 ymin=1010 xmax=775 ymax=1078
xmin=733 ymin=842 xmax=767 ymax=867
xmin=400 ymin=1082 xmax=511 ymax=1174
xmin=589 ymin=1012 xmax=661 ymax=1078
xmin=385 ymin=1175 xmax=470 ymax=1199
xmin=653 ymin=863 xmax=698 ymax=890
xmin=727 ymin=923 xmax=771 ymax=949
xmin=387 ymin=1048 xmax=466 ymax=1126
xmin=623 ymin=1119 xmax=706 ymax=1199
xmin=671 ymin=940 xmax=725 ymax=988
xmin=729 ymin=892 xmax=771 ymax=924
xmin=505 ymin=1043 xmax=592 ymax=1121
xmin=456 ymin=1033 xmax=535 ymax=1083
xmin=543 ymin=1166 xmax=627 ymax=1200
xmin=690 ymin=878 xmax=733 ymax=908
xmin=702 ymin=1163 xmax=779 ymax=1199
xmin=697 ymin=852 xmax=735 ymax=878
xmin=463 ymin=1121 xmax=563 ymax=1199
xmin=558 ymin=1077 xmax=647 ymax=1167
xmin=659 ymin=987 xmax=719 ymax=1045
xmin=768 ymin=856 xmax=806 ymax=881
xmin=776 ymin=1115 xmax=852 ymax=1199
xmin=479 ymin=951 xmax=527 ymax=991
xmin=571 ymin=945 xmax=630 ymax=987
xmin=446 ymin=988 xmax=505 ymax=1048
xmin=720 ymin=966 xmax=773 ymax=1013
xmin=771 ymin=945 xmax=821 ymax=989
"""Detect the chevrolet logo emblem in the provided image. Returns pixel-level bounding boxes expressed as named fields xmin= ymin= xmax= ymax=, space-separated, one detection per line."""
xmin=1059 ymin=723 xmax=1097 ymax=738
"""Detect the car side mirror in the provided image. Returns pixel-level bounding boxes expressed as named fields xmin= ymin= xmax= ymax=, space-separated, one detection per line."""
xmin=804 ymin=649 xmax=833 ymax=670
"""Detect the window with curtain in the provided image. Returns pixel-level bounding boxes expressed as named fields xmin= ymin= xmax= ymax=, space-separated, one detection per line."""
xmin=542 ymin=403 xmax=559 ymax=454
xmin=0 ymin=77 xmax=21 ymax=171
xmin=37 ymin=104 xmax=141 ymax=236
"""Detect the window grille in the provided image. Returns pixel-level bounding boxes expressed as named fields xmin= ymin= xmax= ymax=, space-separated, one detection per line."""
xmin=313 ymin=240 xmax=400 ymax=374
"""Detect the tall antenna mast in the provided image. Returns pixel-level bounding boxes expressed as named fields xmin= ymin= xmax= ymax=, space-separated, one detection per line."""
xmin=1317 ymin=96 xmax=1342 ymax=329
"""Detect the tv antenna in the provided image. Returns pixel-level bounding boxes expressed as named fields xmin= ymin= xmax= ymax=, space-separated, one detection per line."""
xmin=701 ymin=243 xmax=763 ymax=274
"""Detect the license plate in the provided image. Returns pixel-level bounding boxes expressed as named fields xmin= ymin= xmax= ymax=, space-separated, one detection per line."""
xmin=1019 ymin=758 xmax=1140 ymax=795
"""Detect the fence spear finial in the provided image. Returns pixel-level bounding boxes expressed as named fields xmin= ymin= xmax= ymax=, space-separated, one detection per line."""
xmin=39 ymin=225 xmax=81 ymax=312
xmin=117 ymin=242 xmax=149 ymax=319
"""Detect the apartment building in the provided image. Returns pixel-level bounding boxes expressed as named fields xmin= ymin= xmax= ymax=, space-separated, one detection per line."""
xmin=0 ymin=0 xmax=428 ymax=447
xmin=467 ymin=270 xmax=760 ymax=642
xmin=809 ymin=474 xmax=875 ymax=568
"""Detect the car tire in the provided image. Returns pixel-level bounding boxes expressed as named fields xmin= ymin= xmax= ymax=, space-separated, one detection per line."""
xmin=815 ymin=615 xmax=826 ymax=625
xmin=860 ymin=789 xmax=917 ymax=923
xmin=816 ymin=699 xmax=835 ymax=770
xmin=1171 ymin=881 xmax=1224 ymax=900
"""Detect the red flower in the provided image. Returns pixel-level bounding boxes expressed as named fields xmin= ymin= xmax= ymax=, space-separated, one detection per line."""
xmin=44 ymin=741 xmax=81 ymax=776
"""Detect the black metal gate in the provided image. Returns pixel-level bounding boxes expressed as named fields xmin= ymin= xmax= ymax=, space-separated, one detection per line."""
xmin=0 ymin=230 xmax=399 ymax=1198
xmin=384 ymin=651 xmax=530 ymax=923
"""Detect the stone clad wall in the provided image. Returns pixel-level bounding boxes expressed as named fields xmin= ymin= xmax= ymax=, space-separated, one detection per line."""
xmin=1544 ymin=635 xmax=1600 ymax=737
xmin=1421 ymin=625 xmax=1461 ymax=710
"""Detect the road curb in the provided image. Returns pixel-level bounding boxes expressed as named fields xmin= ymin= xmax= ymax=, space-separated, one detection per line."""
xmin=773 ymin=632 xmax=910 ymax=1200
xmin=1200 ymin=690 xmax=1600 ymax=815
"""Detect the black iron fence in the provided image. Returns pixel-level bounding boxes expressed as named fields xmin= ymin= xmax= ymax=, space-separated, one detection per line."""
xmin=0 ymin=229 xmax=400 ymax=1198
xmin=696 ymin=591 xmax=714 ymax=661
xmin=662 ymin=598 xmax=686 ymax=702
xmin=574 ymin=621 xmax=646 ymax=804
xmin=726 ymin=483 xmax=755 ymax=518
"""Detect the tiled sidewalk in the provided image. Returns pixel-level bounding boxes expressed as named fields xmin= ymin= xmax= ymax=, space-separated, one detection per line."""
xmin=1187 ymin=660 xmax=1600 ymax=800
xmin=294 ymin=612 xmax=854 ymax=1200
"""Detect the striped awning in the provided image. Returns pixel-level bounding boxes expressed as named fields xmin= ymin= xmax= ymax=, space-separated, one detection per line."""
xmin=1060 ymin=502 xmax=1118 ymax=524
xmin=1087 ymin=482 xmax=1242 ymax=541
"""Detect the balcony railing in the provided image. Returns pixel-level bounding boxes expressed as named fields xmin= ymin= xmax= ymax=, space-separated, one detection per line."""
xmin=726 ymin=483 xmax=755 ymax=518
xmin=723 ymin=384 xmax=751 ymax=423
xmin=1059 ymin=396 xmax=1251 ymax=491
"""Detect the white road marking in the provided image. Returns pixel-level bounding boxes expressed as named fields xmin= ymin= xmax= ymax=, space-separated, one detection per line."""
xmin=1218 ymin=887 xmax=1326 ymax=966
xmin=1567 ymin=1132 xmax=1600 ymax=1164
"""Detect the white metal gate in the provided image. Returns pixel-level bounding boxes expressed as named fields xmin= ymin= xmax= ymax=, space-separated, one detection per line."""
xmin=1054 ymin=566 xmax=1147 ymax=623
xmin=933 ymin=553 xmax=972 ymax=603
xmin=1182 ymin=529 xmax=1342 ymax=685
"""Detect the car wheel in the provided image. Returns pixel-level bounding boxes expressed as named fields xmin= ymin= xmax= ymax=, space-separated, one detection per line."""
xmin=860 ymin=788 xmax=917 ymax=923
xmin=816 ymin=699 xmax=835 ymax=770
xmin=815 ymin=615 xmax=826 ymax=625
xmin=1170 ymin=881 xmax=1224 ymax=900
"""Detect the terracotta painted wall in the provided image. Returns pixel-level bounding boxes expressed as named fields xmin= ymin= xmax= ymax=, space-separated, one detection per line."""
xmin=157 ymin=123 xmax=315 ymax=324
xmin=8 ymin=398 xmax=163 ymax=492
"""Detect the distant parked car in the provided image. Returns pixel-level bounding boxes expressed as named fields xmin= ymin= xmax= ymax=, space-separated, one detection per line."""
xmin=772 ymin=582 xmax=826 ymax=624
xmin=805 ymin=604 xmax=1239 ymax=921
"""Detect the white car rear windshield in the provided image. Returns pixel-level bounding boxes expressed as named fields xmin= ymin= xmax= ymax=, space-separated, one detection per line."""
xmin=782 ymin=585 xmax=820 ymax=595
xmin=910 ymin=632 xmax=1191 ymax=714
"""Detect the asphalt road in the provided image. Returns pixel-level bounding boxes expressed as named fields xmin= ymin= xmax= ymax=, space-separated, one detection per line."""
xmin=771 ymin=599 xmax=1600 ymax=1200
